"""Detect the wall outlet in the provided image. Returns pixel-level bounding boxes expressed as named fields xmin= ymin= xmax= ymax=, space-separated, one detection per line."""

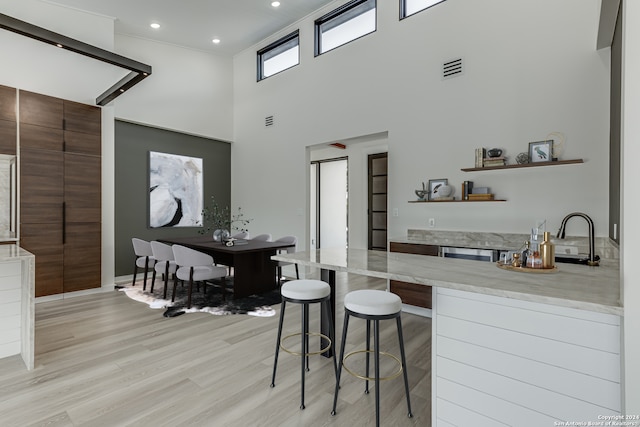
xmin=393 ymin=208 xmax=399 ymax=217
xmin=428 ymin=218 xmax=435 ymax=228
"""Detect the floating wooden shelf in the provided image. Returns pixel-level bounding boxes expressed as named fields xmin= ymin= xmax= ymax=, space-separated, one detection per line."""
xmin=461 ymin=158 xmax=583 ymax=172
xmin=408 ymin=199 xmax=506 ymax=203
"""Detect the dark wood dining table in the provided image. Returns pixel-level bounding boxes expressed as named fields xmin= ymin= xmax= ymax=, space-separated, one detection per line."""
xmin=160 ymin=236 xmax=295 ymax=298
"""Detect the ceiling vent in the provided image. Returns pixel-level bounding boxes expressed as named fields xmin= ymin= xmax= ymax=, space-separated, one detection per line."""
xmin=442 ymin=58 xmax=464 ymax=80
xmin=265 ymin=115 xmax=274 ymax=127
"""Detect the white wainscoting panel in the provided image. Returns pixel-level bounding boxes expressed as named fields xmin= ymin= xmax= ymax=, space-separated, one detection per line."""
xmin=432 ymin=287 xmax=621 ymax=426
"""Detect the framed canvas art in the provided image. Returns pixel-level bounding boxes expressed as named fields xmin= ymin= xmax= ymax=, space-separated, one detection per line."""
xmin=149 ymin=151 xmax=203 ymax=228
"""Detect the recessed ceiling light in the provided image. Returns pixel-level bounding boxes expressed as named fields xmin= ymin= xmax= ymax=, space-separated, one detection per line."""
xmin=150 ymin=23 xmax=160 ymax=29
xmin=212 ymin=38 xmax=221 ymax=44
xmin=271 ymin=1 xmax=281 ymax=7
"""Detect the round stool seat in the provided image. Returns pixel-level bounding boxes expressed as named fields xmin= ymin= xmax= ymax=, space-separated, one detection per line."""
xmin=344 ymin=290 xmax=402 ymax=316
xmin=281 ymin=279 xmax=330 ymax=300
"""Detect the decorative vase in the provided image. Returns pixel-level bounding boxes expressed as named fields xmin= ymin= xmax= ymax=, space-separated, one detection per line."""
xmin=213 ymin=229 xmax=230 ymax=242
xmin=437 ymin=184 xmax=453 ymax=198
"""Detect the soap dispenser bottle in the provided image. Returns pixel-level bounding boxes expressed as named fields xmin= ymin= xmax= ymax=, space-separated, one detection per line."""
xmin=540 ymin=231 xmax=555 ymax=269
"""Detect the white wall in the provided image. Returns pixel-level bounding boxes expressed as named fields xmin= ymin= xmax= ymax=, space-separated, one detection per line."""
xmin=114 ymin=35 xmax=234 ymax=141
xmin=622 ymin=0 xmax=640 ymax=414
xmin=233 ymin=0 xmax=610 ymax=253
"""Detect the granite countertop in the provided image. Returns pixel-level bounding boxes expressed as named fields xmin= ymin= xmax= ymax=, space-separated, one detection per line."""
xmin=0 ymin=244 xmax=34 ymax=261
xmin=273 ymin=247 xmax=622 ymax=316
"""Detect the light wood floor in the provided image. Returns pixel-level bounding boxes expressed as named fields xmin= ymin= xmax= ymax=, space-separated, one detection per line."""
xmin=0 ymin=273 xmax=431 ymax=426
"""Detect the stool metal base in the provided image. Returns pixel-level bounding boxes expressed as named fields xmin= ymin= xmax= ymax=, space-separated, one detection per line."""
xmin=270 ymin=292 xmax=338 ymax=411
xmin=342 ymin=349 xmax=403 ymax=382
xmin=281 ymin=332 xmax=333 ymax=357
xmin=331 ymin=307 xmax=413 ymax=427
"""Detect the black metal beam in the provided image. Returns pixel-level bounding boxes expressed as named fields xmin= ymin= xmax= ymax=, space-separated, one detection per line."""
xmin=0 ymin=13 xmax=152 ymax=106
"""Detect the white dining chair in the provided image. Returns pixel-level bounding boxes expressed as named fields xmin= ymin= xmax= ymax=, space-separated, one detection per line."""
xmin=251 ymin=233 xmax=272 ymax=242
xmin=132 ymin=238 xmax=156 ymax=290
xmin=150 ymin=241 xmax=178 ymax=300
xmin=274 ymin=235 xmax=299 ymax=285
xmin=172 ymin=245 xmax=229 ymax=308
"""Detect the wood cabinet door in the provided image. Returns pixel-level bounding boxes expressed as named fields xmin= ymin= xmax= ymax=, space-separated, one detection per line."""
xmin=19 ymin=91 xmax=63 ymax=129
xmin=0 ymin=119 xmax=16 ymax=155
xmin=21 ymin=223 xmax=64 ymax=297
xmin=64 ymin=130 xmax=101 ymax=156
xmin=63 ymin=100 xmax=101 ymax=137
xmin=0 ymin=85 xmax=16 ymax=122
xmin=20 ymin=148 xmax=64 ymax=224
xmin=64 ymin=153 xmax=101 ymax=224
xmin=63 ymin=222 xmax=101 ymax=292
xmin=0 ymin=85 xmax=17 ymax=155
xmin=389 ymin=242 xmax=438 ymax=309
xmin=20 ymin=123 xmax=64 ymax=151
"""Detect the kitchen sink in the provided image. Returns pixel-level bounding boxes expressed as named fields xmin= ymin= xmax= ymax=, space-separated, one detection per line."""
xmin=555 ymin=254 xmax=601 ymax=265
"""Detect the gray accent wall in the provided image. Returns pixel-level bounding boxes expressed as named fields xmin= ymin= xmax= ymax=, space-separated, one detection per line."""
xmin=114 ymin=120 xmax=231 ymax=276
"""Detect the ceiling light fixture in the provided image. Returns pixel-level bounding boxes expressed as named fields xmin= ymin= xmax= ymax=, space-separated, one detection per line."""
xmin=271 ymin=1 xmax=281 ymax=7
xmin=150 ymin=23 xmax=160 ymax=29
xmin=212 ymin=38 xmax=220 ymax=44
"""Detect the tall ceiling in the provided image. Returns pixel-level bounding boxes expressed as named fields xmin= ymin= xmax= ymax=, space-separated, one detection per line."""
xmin=45 ymin=0 xmax=337 ymax=56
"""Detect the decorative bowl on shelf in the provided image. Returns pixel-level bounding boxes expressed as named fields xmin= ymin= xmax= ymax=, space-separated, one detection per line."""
xmin=415 ymin=189 xmax=428 ymax=200
xmin=487 ymin=148 xmax=503 ymax=158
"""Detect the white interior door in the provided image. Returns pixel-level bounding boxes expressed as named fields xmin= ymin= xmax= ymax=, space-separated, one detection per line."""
xmin=310 ymin=158 xmax=348 ymax=250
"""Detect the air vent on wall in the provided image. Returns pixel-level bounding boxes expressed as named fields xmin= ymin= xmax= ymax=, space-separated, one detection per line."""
xmin=442 ymin=58 xmax=464 ymax=80
xmin=265 ymin=115 xmax=274 ymax=127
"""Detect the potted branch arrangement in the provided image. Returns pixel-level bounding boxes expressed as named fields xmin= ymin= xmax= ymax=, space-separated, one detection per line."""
xmin=199 ymin=196 xmax=252 ymax=242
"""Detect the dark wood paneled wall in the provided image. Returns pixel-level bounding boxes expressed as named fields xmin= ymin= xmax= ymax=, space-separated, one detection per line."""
xmin=18 ymin=89 xmax=102 ymax=297
xmin=0 ymin=85 xmax=17 ymax=155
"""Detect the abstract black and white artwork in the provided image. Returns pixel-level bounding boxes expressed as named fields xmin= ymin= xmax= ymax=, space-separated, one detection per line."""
xmin=149 ymin=151 xmax=203 ymax=228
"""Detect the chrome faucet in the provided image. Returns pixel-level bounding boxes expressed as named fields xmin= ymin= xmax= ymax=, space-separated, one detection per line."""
xmin=556 ymin=212 xmax=599 ymax=266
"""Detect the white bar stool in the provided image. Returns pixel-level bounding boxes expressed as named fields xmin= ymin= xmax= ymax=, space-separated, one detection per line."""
xmin=331 ymin=289 xmax=413 ymax=427
xmin=270 ymin=279 xmax=338 ymax=410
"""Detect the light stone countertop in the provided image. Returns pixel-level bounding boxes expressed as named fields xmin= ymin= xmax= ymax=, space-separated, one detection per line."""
xmin=0 ymin=244 xmax=34 ymax=261
xmin=272 ymin=247 xmax=622 ymax=316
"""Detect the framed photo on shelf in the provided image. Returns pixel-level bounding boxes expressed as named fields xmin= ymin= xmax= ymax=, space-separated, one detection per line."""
xmin=528 ymin=140 xmax=553 ymax=163
xmin=428 ymin=178 xmax=448 ymax=200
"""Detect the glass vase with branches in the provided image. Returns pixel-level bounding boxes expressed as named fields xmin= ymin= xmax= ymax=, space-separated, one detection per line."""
xmin=199 ymin=196 xmax=251 ymax=236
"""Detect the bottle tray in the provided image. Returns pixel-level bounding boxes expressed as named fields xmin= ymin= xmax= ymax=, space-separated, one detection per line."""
xmin=496 ymin=262 xmax=558 ymax=274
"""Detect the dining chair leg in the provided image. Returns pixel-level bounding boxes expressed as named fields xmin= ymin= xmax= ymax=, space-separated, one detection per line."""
xmin=187 ymin=278 xmax=194 ymax=309
xmin=295 ymin=264 xmax=299 ymax=279
xmin=132 ymin=259 xmax=138 ymax=286
xmin=150 ymin=268 xmax=157 ymax=292
xmin=172 ymin=276 xmax=179 ymax=302
xmin=142 ymin=256 xmax=150 ymax=290
xmin=163 ymin=263 xmax=170 ymax=300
